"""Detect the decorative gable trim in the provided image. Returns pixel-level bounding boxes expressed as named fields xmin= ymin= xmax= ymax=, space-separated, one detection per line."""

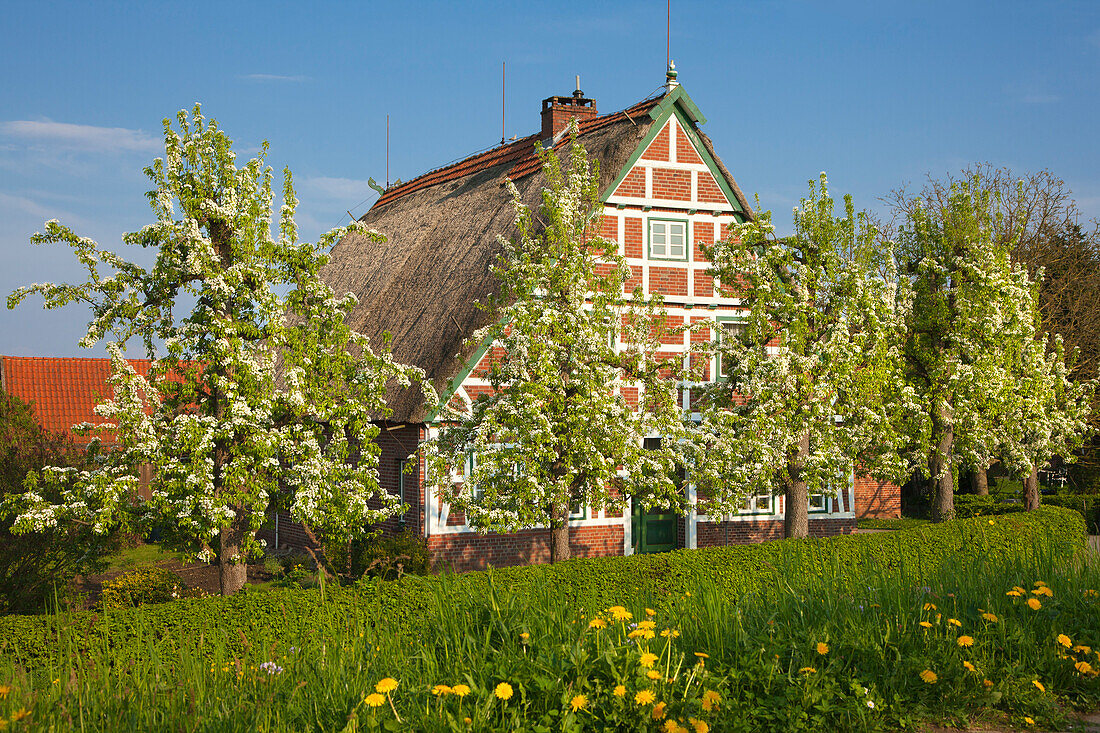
xmin=602 ymin=87 xmax=746 ymax=219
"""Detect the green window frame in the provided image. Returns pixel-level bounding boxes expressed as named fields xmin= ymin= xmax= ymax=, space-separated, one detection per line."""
xmin=809 ymin=492 xmax=830 ymax=514
xmin=648 ymin=217 xmax=689 ymax=261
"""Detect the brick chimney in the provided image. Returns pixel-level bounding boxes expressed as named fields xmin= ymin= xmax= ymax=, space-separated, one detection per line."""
xmin=541 ymin=76 xmax=597 ymax=140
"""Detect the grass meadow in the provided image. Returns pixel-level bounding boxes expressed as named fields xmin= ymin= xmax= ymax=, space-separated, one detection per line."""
xmin=0 ymin=521 xmax=1098 ymax=731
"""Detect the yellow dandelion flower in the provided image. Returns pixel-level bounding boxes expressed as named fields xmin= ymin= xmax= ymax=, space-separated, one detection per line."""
xmin=983 ymin=679 xmax=993 ymax=688
xmin=614 ymin=684 xmax=626 ymax=697
xmin=647 ymin=669 xmax=662 ymax=680
xmin=519 ymin=632 xmax=530 ymax=641
xmin=1057 ymin=634 xmax=1072 ymax=648
xmin=694 ymin=652 xmax=709 ymax=659
xmin=646 ymin=608 xmax=657 ymax=616
xmin=923 ymin=603 xmax=937 ymax=611
xmin=1007 ymin=590 xmax=1023 ymax=597
xmin=799 ymin=667 xmax=817 ymax=674
xmin=652 ymin=701 xmax=667 ymax=720
xmin=365 ymin=693 xmax=385 ymax=707
xmin=1036 ymin=586 xmax=1053 ymax=597
xmin=609 ymin=606 xmax=633 ymax=622
xmin=981 ymin=612 xmax=999 ymax=622
xmin=375 ymin=677 xmax=398 ymax=694
xmin=816 ymin=642 xmax=829 ymax=655
xmin=494 ymin=682 xmax=514 ymax=700
xmin=570 ymin=694 xmax=587 ymax=711
xmin=701 ymin=689 xmax=721 ymax=711
xmin=957 ymin=635 xmax=974 ymax=647
xmin=690 ymin=718 xmax=710 ymax=733
xmin=0 ymin=685 xmax=9 ymax=698
xmin=1027 ymin=598 xmax=1042 ymax=610
xmin=1074 ymin=645 xmax=1093 ymax=655
xmin=1035 ymin=580 xmax=1047 ymax=587
xmin=1025 ymin=717 xmax=1035 ymax=726
xmin=919 ymin=670 xmax=938 ymax=684
xmin=452 ymin=684 xmax=471 ymax=697
xmin=640 ymin=652 xmax=659 ymax=668
xmin=662 ymin=721 xmax=680 ymax=733
xmin=1014 ymin=586 xmax=1027 ymax=594
xmin=963 ymin=661 xmax=977 ymax=673
xmin=1084 ymin=589 xmax=1098 ymax=598
xmin=635 ymin=689 xmax=656 ymax=705
xmin=588 ymin=618 xmax=608 ymax=630
xmin=1033 ymin=680 xmax=1045 ymax=693
xmin=638 ymin=620 xmax=657 ymax=630
xmin=660 ymin=628 xmax=680 ymax=638
xmin=947 ymin=618 xmax=961 ymax=627
xmin=432 ymin=684 xmax=452 ymax=696
xmin=463 ymin=717 xmax=472 ymax=726
xmin=628 ymin=629 xmax=655 ymax=640
xmin=1076 ymin=661 xmax=1094 ymax=675
xmin=988 ymin=519 xmax=995 ymax=525
xmin=919 ymin=621 xmax=933 ymax=629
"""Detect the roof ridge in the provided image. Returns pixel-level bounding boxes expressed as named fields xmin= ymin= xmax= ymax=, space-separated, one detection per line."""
xmin=372 ymin=93 xmax=665 ymax=210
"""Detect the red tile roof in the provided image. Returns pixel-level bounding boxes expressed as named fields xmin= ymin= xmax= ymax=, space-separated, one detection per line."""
xmin=0 ymin=356 xmax=193 ymax=444
xmin=373 ymin=95 xmax=663 ymax=210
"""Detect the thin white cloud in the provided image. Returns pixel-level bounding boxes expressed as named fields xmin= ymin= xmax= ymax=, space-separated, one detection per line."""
xmin=299 ymin=176 xmax=377 ymax=203
xmin=239 ymin=73 xmax=310 ymax=83
xmin=0 ymin=120 xmax=160 ymax=153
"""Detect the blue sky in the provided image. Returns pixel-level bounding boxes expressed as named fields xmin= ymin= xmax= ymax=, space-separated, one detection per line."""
xmin=3 ymin=0 xmax=1099 ymax=357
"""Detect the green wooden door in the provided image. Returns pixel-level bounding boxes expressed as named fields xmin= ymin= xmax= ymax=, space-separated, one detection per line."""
xmin=632 ymin=501 xmax=678 ymax=554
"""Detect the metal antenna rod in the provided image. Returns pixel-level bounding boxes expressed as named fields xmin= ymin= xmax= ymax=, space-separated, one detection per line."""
xmin=501 ymin=61 xmax=506 ymax=146
xmin=386 ymin=114 xmax=390 ymax=188
xmin=667 ymin=0 xmax=671 ymax=70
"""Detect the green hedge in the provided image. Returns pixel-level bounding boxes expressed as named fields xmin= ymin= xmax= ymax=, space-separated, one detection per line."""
xmin=954 ymin=494 xmax=1026 ymax=518
xmin=0 ymin=507 xmax=1086 ymax=670
xmin=1044 ymin=493 xmax=1100 ymax=533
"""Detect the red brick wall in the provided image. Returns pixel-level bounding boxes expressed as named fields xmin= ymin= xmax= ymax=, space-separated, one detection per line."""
xmin=693 ymin=221 xmax=714 ymax=262
xmin=624 ymin=217 xmax=643 ymax=258
xmin=693 ymin=270 xmax=714 ymax=298
xmin=650 ymin=266 xmax=689 ymax=298
xmin=697 ymin=171 xmax=728 ymax=205
xmin=854 ymin=475 xmax=901 ymax=519
xmin=640 ymin=124 xmax=670 ymax=162
xmin=696 ymin=517 xmax=855 ymax=546
xmin=428 ymin=524 xmax=624 ymax=572
xmin=652 ymin=169 xmax=692 ymax=201
xmin=676 ymin=129 xmax=703 ymax=165
xmin=615 ymin=168 xmax=646 ymax=198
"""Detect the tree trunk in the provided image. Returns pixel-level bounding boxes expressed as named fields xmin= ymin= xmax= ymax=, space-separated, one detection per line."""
xmin=929 ymin=401 xmax=955 ymax=522
xmin=973 ymin=466 xmax=989 ymax=496
xmin=784 ymin=432 xmax=810 ymax=539
xmin=548 ymin=499 xmax=570 ymax=564
xmin=1024 ymin=465 xmax=1041 ymax=511
xmin=218 ymin=518 xmax=249 ymax=596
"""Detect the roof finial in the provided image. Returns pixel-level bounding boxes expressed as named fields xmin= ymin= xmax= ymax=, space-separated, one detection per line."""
xmin=666 ymin=59 xmax=679 ymax=90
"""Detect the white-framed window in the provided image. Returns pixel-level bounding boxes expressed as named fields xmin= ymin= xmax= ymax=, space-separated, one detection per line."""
xmin=740 ymin=488 xmax=775 ymax=515
xmin=809 ymin=491 xmax=829 ymax=513
xmin=649 ymin=219 xmax=687 ymax=260
xmin=715 ymin=317 xmax=746 ymax=380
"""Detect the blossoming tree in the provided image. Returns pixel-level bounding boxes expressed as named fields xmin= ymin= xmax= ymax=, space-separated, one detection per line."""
xmin=894 ymin=175 xmax=1091 ymax=520
xmin=425 ymin=134 xmax=688 ymax=563
xmin=691 ymin=175 xmax=906 ymax=538
xmin=5 ymin=106 xmax=424 ymax=594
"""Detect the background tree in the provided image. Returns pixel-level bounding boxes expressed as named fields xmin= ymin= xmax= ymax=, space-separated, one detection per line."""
xmin=693 ymin=174 xmax=905 ymax=538
xmin=5 ymin=106 xmax=425 ymax=595
xmin=893 ymin=166 xmax=1100 ymax=491
xmin=425 ymin=134 xmax=687 ymax=563
xmin=891 ymin=174 xmax=1091 ymax=521
xmin=0 ymin=392 xmax=119 ymax=613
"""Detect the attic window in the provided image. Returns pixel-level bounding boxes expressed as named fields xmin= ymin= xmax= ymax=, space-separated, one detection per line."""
xmin=649 ymin=219 xmax=687 ymax=261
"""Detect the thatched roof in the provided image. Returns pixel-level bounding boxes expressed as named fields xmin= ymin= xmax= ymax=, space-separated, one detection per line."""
xmin=321 ymin=89 xmax=750 ymax=422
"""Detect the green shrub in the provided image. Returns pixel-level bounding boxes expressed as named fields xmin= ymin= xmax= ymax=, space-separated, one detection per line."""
xmin=954 ymin=494 xmax=1026 ymax=518
xmin=1044 ymin=493 xmax=1100 ymax=533
xmin=99 ymin=566 xmax=191 ymax=610
xmin=0 ymin=507 xmax=1086 ymax=670
xmin=351 ymin=530 xmax=432 ymax=580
